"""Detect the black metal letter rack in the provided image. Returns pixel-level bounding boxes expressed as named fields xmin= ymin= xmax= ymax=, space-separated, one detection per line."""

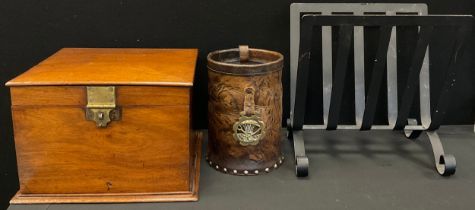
xmin=288 ymin=3 xmax=473 ymax=177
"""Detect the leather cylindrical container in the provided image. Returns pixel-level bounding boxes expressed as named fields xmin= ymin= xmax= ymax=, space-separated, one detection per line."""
xmin=207 ymin=46 xmax=284 ymax=176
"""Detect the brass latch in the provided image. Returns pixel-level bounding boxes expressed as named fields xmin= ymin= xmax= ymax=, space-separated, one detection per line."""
xmin=85 ymin=86 xmax=121 ymax=128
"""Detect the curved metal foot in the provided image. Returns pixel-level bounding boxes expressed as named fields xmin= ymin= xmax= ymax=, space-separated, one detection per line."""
xmin=435 ymin=154 xmax=456 ymax=176
xmin=404 ymin=118 xmax=422 ymax=139
xmin=295 ymin=156 xmax=309 ymax=177
xmin=292 ymin=130 xmax=309 ymax=177
xmin=426 ymin=131 xmax=456 ymax=176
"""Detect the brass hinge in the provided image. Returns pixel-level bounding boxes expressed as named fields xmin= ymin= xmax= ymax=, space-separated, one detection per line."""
xmin=85 ymin=86 xmax=121 ymax=128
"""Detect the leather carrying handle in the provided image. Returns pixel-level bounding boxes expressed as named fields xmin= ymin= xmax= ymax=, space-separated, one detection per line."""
xmin=242 ymin=87 xmax=256 ymax=116
xmin=239 ymin=45 xmax=249 ymax=62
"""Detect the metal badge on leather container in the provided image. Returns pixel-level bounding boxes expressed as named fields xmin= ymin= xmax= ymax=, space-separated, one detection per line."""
xmin=233 ymin=87 xmax=265 ymax=146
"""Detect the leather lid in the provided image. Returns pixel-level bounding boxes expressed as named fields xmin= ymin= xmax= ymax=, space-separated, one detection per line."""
xmin=207 ymin=48 xmax=283 ymax=76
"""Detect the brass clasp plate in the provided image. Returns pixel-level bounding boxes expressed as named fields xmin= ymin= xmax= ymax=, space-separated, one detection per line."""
xmin=85 ymin=86 xmax=120 ymax=128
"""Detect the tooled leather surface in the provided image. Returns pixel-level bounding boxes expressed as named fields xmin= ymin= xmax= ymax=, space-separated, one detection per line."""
xmin=207 ymin=70 xmax=282 ymax=171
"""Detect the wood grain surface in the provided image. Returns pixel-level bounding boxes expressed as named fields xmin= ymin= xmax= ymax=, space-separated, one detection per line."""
xmin=12 ymin=105 xmax=191 ymax=194
xmin=10 ymin=86 xmax=191 ymax=106
xmin=6 ymin=48 xmax=197 ymax=87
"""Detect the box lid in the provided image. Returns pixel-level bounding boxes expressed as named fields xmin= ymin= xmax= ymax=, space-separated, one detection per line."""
xmin=6 ymin=48 xmax=198 ymax=87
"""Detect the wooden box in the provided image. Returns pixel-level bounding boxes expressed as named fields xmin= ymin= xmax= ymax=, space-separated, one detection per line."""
xmin=6 ymin=48 xmax=201 ymax=203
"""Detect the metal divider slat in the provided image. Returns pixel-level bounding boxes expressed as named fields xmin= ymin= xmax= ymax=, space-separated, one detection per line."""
xmin=428 ymin=25 xmax=472 ymax=130
xmin=353 ymin=25 xmax=365 ymax=127
xmin=386 ymin=11 xmax=399 ymax=129
xmin=394 ymin=25 xmax=434 ymax=130
xmin=353 ymin=11 xmax=365 ymax=129
xmin=322 ymin=25 xmax=332 ymax=127
xmin=292 ymin=17 xmax=314 ymax=130
xmin=361 ymin=26 xmax=393 ymax=130
xmin=419 ymin=48 xmax=431 ymax=128
xmin=326 ymin=25 xmax=353 ymax=130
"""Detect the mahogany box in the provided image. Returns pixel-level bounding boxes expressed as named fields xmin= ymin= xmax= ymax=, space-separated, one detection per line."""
xmin=6 ymin=48 xmax=201 ymax=203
